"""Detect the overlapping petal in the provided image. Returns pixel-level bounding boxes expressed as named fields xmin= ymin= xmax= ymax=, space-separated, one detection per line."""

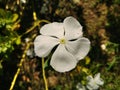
xmin=40 ymin=22 xmax=64 ymax=38
xmin=86 ymin=76 xmax=93 ymax=81
xmin=87 ymin=83 xmax=99 ymax=90
xmin=34 ymin=35 xmax=59 ymax=57
xmin=50 ymin=44 xmax=77 ymax=72
xmin=66 ymin=37 xmax=90 ymax=61
xmin=86 ymin=73 xmax=104 ymax=90
xmin=94 ymin=73 xmax=104 ymax=85
xmin=86 ymin=76 xmax=99 ymax=90
xmin=64 ymin=16 xmax=83 ymax=40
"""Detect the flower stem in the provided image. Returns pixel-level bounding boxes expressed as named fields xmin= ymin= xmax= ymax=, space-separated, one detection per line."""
xmin=21 ymin=20 xmax=50 ymax=37
xmin=42 ymin=57 xmax=48 ymax=90
xmin=9 ymin=43 xmax=30 ymax=90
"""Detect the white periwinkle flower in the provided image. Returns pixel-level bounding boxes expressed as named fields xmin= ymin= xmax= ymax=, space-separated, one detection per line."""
xmin=34 ymin=16 xmax=90 ymax=72
xmin=86 ymin=73 xmax=104 ymax=90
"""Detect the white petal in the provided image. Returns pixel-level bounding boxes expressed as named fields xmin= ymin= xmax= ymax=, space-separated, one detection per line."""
xmin=64 ymin=16 xmax=83 ymax=40
xmin=34 ymin=35 xmax=59 ymax=57
xmin=66 ymin=37 xmax=90 ymax=61
xmin=94 ymin=73 xmax=104 ymax=85
xmin=87 ymin=75 xmax=93 ymax=81
xmin=40 ymin=22 xmax=64 ymax=38
xmin=86 ymin=77 xmax=99 ymax=90
xmin=50 ymin=44 xmax=77 ymax=72
xmin=86 ymin=82 xmax=99 ymax=90
xmin=86 ymin=74 xmax=100 ymax=90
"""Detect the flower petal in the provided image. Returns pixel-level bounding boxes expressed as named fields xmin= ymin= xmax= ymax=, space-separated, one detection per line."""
xmin=64 ymin=16 xmax=83 ymax=40
xmin=86 ymin=82 xmax=99 ymax=90
xmin=34 ymin=35 xmax=59 ymax=57
xmin=94 ymin=73 xmax=104 ymax=85
xmin=86 ymin=75 xmax=99 ymax=90
xmin=40 ymin=22 xmax=64 ymax=38
xmin=66 ymin=37 xmax=90 ymax=61
xmin=50 ymin=44 xmax=77 ymax=72
xmin=87 ymin=75 xmax=93 ymax=81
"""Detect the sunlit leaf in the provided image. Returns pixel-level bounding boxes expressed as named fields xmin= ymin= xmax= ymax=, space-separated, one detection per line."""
xmin=15 ymin=37 xmax=21 ymax=45
xmin=85 ymin=56 xmax=91 ymax=65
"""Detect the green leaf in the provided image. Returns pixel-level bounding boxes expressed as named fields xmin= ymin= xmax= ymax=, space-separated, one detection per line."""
xmin=44 ymin=54 xmax=52 ymax=69
xmin=44 ymin=58 xmax=49 ymax=69
xmin=12 ymin=14 xmax=19 ymax=22
xmin=15 ymin=37 xmax=21 ymax=45
xmin=0 ymin=61 xmax=3 ymax=76
xmin=0 ymin=61 xmax=2 ymax=69
xmin=0 ymin=8 xmax=19 ymax=29
xmin=0 ymin=9 xmax=6 ymax=18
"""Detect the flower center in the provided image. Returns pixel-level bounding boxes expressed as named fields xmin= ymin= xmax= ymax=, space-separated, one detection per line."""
xmin=60 ymin=38 xmax=66 ymax=44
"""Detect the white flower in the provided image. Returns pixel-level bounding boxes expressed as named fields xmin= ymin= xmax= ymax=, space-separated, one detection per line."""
xmin=76 ymin=83 xmax=86 ymax=90
xmin=34 ymin=16 xmax=90 ymax=72
xmin=86 ymin=73 xmax=104 ymax=90
xmin=25 ymin=38 xmax=30 ymax=42
xmin=27 ymin=47 xmax=34 ymax=58
xmin=100 ymin=44 xmax=106 ymax=50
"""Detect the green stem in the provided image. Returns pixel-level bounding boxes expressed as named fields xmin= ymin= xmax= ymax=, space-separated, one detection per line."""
xmin=9 ymin=43 xmax=30 ymax=90
xmin=20 ymin=20 xmax=50 ymax=37
xmin=42 ymin=57 xmax=48 ymax=90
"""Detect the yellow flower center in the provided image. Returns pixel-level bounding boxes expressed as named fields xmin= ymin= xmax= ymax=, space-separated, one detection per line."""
xmin=60 ymin=38 xmax=66 ymax=44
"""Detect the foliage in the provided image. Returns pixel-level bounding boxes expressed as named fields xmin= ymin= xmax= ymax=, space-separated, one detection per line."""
xmin=0 ymin=8 xmax=20 ymax=75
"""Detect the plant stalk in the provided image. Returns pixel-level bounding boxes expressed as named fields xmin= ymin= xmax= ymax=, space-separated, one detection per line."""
xmin=42 ymin=57 xmax=48 ymax=90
